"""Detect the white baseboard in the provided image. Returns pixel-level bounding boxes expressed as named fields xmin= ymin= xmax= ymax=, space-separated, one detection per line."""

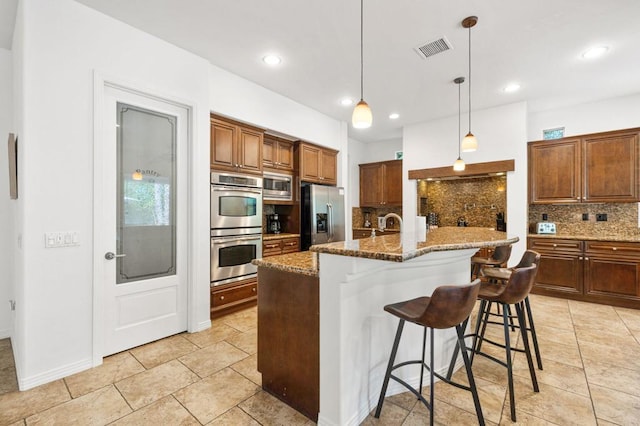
xmin=18 ymin=357 xmax=93 ymax=391
xmin=194 ymin=319 xmax=211 ymax=332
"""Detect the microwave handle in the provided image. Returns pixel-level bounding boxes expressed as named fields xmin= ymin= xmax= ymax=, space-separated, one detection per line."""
xmin=212 ymin=186 xmax=262 ymax=194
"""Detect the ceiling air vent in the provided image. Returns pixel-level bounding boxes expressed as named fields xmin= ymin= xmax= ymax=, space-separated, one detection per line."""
xmin=414 ymin=37 xmax=452 ymax=59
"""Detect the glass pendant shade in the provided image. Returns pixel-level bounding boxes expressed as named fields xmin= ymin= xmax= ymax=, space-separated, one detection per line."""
xmin=453 ymin=157 xmax=466 ymax=171
xmin=461 ymin=132 xmax=478 ymax=152
xmin=352 ymin=100 xmax=373 ymax=129
xmin=132 ymin=170 xmax=143 ymax=181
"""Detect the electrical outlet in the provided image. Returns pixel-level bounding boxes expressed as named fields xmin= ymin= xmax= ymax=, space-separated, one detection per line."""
xmin=596 ymin=213 xmax=608 ymax=222
xmin=582 ymin=213 xmax=589 ymax=221
xmin=542 ymin=213 xmax=548 ymax=221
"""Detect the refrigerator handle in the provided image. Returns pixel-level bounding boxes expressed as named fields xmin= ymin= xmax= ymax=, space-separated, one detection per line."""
xmin=327 ymin=203 xmax=333 ymax=241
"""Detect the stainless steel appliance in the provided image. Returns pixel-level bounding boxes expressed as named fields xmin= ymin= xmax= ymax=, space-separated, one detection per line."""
xmin=210 ymin=172 xmax=263 ymax=230
xmin=210 ymin=171 xmax=263 ymax=286
xmin=263 ymin=171 xmax=293 ymax=201
xmin=301 ymin=184 xmax=345 ymax=250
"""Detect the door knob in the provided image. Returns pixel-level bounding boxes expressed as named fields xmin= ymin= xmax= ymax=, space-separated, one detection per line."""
xmin=105 ymin=252 xmax=126 ymax=260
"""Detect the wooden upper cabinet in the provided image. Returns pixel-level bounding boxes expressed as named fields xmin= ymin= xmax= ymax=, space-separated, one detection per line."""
xmin=263 ymin=136 xmax=294 ymax=171
xmin=359 ymin=160 xmax=403 ymax=207
xmin=583 ymin=131 xmax=638 ymax=202
xmin=210 ymin=115 xmax=263 ymax=175
xmin=528 ymin=128 xmax=640 ymax=204
xmin=297 ymin=142 xmax=338 ymax=185
xmin=528 ymin=139 xmax=581 ymax=204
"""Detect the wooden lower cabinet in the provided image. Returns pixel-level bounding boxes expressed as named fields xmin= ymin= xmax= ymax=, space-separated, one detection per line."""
xmin=210 ymin=277 xmax=257 ymax=319
xmin=257 ymin=267 xmax=319 ymax=421
xmin=262 ymin=236 xmax=300 ymax=257
xmin=528 ymin=237 xmax=640 ymax=308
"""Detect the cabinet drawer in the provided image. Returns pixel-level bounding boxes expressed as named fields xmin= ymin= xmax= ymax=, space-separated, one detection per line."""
xmin=281 ymin=237 xmax=300 ymax=254
xmin=263 ymin=241 xmax=283 ymax=257
xmin=353 ymin=230 xmax=372 ymax=239
xmin=585 ymin=241 xmax=640 ymax=259
xmin=211 ymin=281 xmax=258 ymax=308
xmin=528 ymin=238 xmax=583 ymax=253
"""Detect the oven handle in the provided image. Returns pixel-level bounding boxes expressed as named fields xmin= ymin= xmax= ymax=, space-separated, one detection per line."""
xmin=212 ymin=186 xmax=262 ymax=195
xmin=212 ymin=235 xmax=262 ymax=244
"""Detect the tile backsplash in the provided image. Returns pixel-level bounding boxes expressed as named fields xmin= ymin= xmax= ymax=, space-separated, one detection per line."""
xmin=353 ymin=207 xmax=403 ymax=230
xmin=528 ymin=203 xmax=640 ymax=238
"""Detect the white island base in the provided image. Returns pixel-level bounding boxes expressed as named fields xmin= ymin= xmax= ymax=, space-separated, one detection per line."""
xmin=317 ymin=248 xmax=478 ymax=426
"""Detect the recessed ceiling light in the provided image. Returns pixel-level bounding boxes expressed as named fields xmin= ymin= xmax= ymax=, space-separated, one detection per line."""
xmin=503 ymin=83 xmax=520 ymax=93
xmin=389 ymin=113 xmax=400 ymax=120
xmin=340 ymin=98 xmax=353 ymax=106
xmin=582 ymin=46 xmax=609 ymax=59
xmin=262 ymin=54 xmax=282 ymax=66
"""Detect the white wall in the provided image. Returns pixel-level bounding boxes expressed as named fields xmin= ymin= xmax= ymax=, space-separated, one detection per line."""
xmin=361 ymin=139 xmax=403 ymax=164
xmin=0 ymin=48 xmax=13 ymax=339
xmin=403 ymin=102 xmax=529 ymax=263
xmin=16 ymin=0 xmax=211 ymax=389
xmin=528 ymin=92 xmax=640 ymax=140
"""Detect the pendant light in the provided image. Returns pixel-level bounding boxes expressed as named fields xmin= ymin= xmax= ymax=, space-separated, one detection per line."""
xmin=352 ymin=0 xmax=372 ymax=129
xmin=453 ymin=77 xmax=466 ymax=171
xmin=461 ymin=16 xmax=478 ymax=152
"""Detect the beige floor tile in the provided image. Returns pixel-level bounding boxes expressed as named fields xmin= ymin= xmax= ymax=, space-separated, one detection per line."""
xmin=207 ymin=406 xmax=261 ymax=425
xmin=362 ymin=400 xmax=409 ymax=425
xmin=527 ymin=294 xmax=570 ymax=309
xmin=7 ymin=420 xmax=25 ymax=426
xmin=129 ymin=334 xmax=199 ymax=369
xmin=183 ymin=321 xmax=241 ymax=348
xmin=115 ymin=359 xmax=199 ymax=410
xmin=530 ymin=338 xmax=583 ymax=368
xmin=590 ymin=383 xmax=640 ymax=425
xmin=512 ymin=353 xmax=589 ymax=396
xmin=527 ymin=324 xmax=578 ymax=349
xmin=174 ymin=367 xmax=259 ymax=424
xmin=0 ymin=380 xmax=70 ymax=425
xmin=110 ymin=395 xmax=199 ymax=425
xmin=25 ymin=385 xmax=131 ymax=426
xmin=498 ymin=409 xmax=559 ymax=425
xmin=578 ymin=339 xmax=640 ymax=370
xmin=221 ymin=308 xmax=258 ymax=333
xmin=226 ymin=327 xmax=257 ymax=354
xmin=0 ymin=339 xmax=18 ymax=395
xmin=64 ymin=352 xmax=145 ymax=398
xmin=231 ymin=353 xmax=262 ymax=386
xmin=179 ymin=340 xmax=249 ymax=378
xmin=583 ymin=358 xmax=640 ymax=397
xmin=568 ymin=300 xmax=617 ymax=316
xmin=432 ymin=375 xmax=506 ymax=424
xmin=505 ymin=375 xmax=596 ymax=425
xmin=238 ymin=390 xmax=315 ymax=425
xmin=531 ymin=309 xmax=575 ymax=331
xmin=384 ymin=390 xmax=419 ymax=412
xmin=573 ymin=324 xmax=635 ymax=348
xmin=404 ymin=397 xmax=494 ymax=426
xmin=614 ymin=306 xmax=640 ymax=331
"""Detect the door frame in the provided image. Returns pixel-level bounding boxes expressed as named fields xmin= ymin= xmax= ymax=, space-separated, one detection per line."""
xmin=92 ymin=71 xmax=201 ymax=365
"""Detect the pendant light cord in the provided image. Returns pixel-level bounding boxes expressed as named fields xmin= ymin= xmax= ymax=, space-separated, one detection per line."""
xmin=360 ymin=0 xmax=364 ymax=100
xmin=458 ymin=81 xmax=462 ymax=157
xmin=468 ymin=23 xmax=472 ymax=132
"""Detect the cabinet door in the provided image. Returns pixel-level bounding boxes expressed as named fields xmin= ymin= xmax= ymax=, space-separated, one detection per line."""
xmin=359 ymin=163 xmax=382 ymax=207
xmin=277 ymin=140 xmax=294 ymax=171
xmin=583 ymin=132 xmax=639 ymax=202
xmin=281 ymin=237 xmax=300 ymax=254
xmin=263 ymin=136 xmax=276 ymax=168
xmin=300 ymin=144 xmax=321 ymax=182
xmin=383 ymin=161 xmax=403 ymax=206
xmin=320 ymin=149 xmax=337 ymax=184
xmin=238 ymin=127 xmax=263 ymax=174
xmin=210 ymin=119 xmax=237 ymax=171
xmin=528 ymin=238 xmax=583 ymax=295
xmin=528 ymin=139 xmax=581 ymax=204
xmin=585 ymin=256 xmax=640 ymax=300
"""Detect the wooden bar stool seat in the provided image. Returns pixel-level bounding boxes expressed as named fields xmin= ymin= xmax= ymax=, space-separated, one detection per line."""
xmin=374 ymin=280 xmax=485 ymax=426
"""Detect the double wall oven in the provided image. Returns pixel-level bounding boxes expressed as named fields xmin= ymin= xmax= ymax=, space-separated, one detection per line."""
xmin=210 ymin=172 xmax=263 ymax=286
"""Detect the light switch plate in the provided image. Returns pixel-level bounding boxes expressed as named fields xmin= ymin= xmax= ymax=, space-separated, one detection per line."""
xmin=45 ymin=232 xmax=80 ymax=248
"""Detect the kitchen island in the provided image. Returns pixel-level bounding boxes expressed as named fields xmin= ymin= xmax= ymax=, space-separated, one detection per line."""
xmin=254 ymin=227 xmax=518 ymax=425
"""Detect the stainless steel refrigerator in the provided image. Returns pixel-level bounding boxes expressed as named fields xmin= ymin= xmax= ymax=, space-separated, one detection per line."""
xmin=301 ymin=184 xmax=345 ymax=250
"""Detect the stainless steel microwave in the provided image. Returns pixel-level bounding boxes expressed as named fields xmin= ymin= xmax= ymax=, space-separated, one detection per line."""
xmin=263 ymin=171 xmax=292 ymax=201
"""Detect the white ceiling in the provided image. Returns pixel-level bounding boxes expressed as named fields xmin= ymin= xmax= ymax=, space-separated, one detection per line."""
xmin=5 ymin=1 xmax=640 ymax=143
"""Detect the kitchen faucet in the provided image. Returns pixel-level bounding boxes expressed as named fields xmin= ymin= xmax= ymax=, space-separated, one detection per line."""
xmin=379 ymin=213 xmax=403 ymax=232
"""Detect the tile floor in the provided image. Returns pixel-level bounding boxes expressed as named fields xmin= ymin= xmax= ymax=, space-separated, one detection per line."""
xmin=1 ymin=294 xmax=640 ymax=425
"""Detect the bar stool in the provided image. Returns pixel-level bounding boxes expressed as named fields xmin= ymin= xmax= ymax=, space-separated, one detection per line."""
xmin=449 ymin=264 xmax=540 ymax=422
xmin=482 ymin=250 xmax=542 ymax=370
xmin=471 ymin=244 xmax=512 ymax=280
xmin=374 ymin=280 xmax=485 ymax=426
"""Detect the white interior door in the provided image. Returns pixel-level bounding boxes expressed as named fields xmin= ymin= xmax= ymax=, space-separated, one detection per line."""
xmin=102 ymin=86 xmax=188 ymax=356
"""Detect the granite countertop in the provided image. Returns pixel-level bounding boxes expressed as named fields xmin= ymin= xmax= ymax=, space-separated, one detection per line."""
xmin=311 ymin=226 xmax=518 ymax=262
xmin=528 ymin=233 xmax=640 ymax=242
xmin=263 ymin=233 xmax=300 ymax=241
xmin=253 ymin=251 xmax=318 ymax=277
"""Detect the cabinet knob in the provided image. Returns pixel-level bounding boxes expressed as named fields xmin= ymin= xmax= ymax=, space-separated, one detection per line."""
xmin=252 ymin=287 xmax=256 ymax=292
xmin=579 ymin=256 xmax=583 ymax=260
xmin=220 ymin=296 xmax=225 ymax=300
xmin=553 ymin=244 xmax=557 ymax=248
xmin=612 ymin=247 xmax=617 ymax=251
xmin=576 ymin=197 xmax=581 ymax=200
xmin=585 ymin=257 xmax=589 ymax=260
